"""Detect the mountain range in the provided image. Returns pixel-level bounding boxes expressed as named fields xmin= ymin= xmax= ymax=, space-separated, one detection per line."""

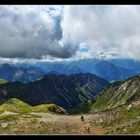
xmin=70 ymin=74 xmax=140 ymax=114
xmin=0 ymin=73 xmax=109 ymax=109
xmin=0 ymin=63 xmax=46 ymax=83
xmin=91 ymin=61 xmax=135 ymax=81
xmin=32 ymin=58 xmax=140 ymax=81
xmin=30 ymin=62 xmax=85 ymax=75
xmin=0 ymin=60 xmax=140 ymax=134
xmin=1 ymin=58 xmax=140 ymax=83
xmin=0 ymin=58 xmax=139 ymax=110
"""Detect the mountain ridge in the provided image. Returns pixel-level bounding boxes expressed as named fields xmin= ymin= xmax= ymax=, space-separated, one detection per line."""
xmin=89 ymin=75 xmax=140 ymax=113
xmin=0 ymin=63 xmax=46 ymax=83
xmin=0 ymin=73 xmax=109 ymax=109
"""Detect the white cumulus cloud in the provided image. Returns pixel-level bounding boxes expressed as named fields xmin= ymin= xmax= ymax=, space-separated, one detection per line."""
xmin=0 ymin=5 xmax=140 ymax=61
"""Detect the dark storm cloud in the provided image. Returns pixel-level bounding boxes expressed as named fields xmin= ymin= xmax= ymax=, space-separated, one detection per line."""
xmin=0 ymin=5 xmax=78 ymax=59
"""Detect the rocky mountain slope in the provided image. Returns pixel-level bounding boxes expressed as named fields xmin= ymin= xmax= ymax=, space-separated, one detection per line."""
xmin=68 ymin=75 xmax=140 ymax=114
xmin=0 ymin=73 xmax=109 ymax=109
xmin=0 ymin=74 xmax=140 ymax=134
xmin=89 ymin=75 xmax=140 ymax=113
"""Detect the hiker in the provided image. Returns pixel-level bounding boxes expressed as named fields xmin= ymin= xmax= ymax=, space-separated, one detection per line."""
xmin=81 ymin=113 xmax=85 ymax=122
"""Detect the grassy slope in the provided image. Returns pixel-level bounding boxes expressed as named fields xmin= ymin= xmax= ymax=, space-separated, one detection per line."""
xmin=0 ymin=98 xmax=65 ymax=114
xmin=0 ymin=78 xmax=7 ymax=84
xmin=100 ymin=102 xmax=140 ymax=134
xmin=0 ymin=98 xmax=32 ymax=114
xmin=32 ymin=104 xmax=65 ymax=114
xmin=89 ymin=76 xmax=140 ymax=113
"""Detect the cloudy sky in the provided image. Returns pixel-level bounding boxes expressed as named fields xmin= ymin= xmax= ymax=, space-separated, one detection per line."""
xmin=0 ymin=5 xmax=140 ymax=63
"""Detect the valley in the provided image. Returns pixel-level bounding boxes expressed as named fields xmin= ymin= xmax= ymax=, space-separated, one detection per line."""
xmin=0 ymin=75 xmax=140 ymax=134
xmin=0 ymin=60 xmax=140 ymax=135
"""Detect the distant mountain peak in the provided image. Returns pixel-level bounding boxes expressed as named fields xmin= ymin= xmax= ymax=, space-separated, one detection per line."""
xmin=1 ymin=63 xmax=13 ymax=69
xmin=47 ymin=71 xmax=62 ymax=75
xmin=0 ymin=63 xmax=46 ymax=83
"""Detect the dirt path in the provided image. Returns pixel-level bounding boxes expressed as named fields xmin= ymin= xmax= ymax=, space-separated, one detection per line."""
xmin=30 ymin=113 xmax=106 ymax=134
xmin=0 ymin=112 xmax=108 ymax=134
